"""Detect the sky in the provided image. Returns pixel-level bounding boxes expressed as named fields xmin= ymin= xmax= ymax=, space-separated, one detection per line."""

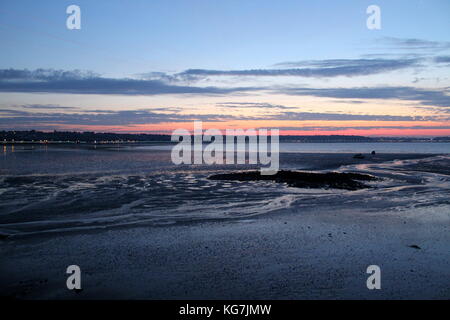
xmin=0 ymin=0 xmax=450 ymax=136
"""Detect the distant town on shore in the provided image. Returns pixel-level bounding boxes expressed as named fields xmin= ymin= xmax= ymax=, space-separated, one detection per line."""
xmin=1 ymin=130 xmax=450 ymax=144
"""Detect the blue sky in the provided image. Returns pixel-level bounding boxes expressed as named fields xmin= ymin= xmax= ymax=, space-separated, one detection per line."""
xmin=0 ymin=0 xmax=449 ymax=136
xmin=1 ymin=0 xmax=449 ymax=75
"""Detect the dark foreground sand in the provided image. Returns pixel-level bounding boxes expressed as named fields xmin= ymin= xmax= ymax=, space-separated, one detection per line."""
xmin=1 ymin=202 xmax=449 ymax=299
xmin=1 ymin=153 xmax=449 ymax=299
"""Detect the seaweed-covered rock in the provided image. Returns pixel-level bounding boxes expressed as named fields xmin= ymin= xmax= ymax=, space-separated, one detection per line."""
xmin=209 ymin=170 xmax=378 ymax=190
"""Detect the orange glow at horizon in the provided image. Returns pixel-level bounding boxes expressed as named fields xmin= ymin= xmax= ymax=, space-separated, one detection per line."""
xmin=18 ymin=119 xmax=450 ymax=137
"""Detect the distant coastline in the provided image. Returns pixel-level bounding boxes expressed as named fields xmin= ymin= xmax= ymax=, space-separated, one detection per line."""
xmin=1 ymin=130 xmax=450 ymax=144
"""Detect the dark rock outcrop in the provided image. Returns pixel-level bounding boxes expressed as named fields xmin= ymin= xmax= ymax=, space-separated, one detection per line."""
xmin=209 ymin=170 xmax=378 ymax=190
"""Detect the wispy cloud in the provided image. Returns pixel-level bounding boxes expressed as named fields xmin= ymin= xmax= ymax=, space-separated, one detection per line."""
xmin=216 ymin=102 xmax=296 ymax=110
xmin=0 ymin=108 xmax=246 ymax=128
xmin=378 ymin=37 xmax=450 ymax=51
xmin=0 ymin=69 xmax=99 ymax=81
xmin=1 ymin=105 xmax=447 ymax=130
xmin=434 ymin=56 xmax=450 ymax=63
xmin=0 ymin=68 xmax=259 ymax=95
xmin=176 ymin=58 xmax=420 ymax=79
xmin=20 ymin=104 xmax=79 ymax=110
xmin=278 ymin=86 xmax=450 ymax=108
xmin=263 ymin=112 xmax=436 ymax=122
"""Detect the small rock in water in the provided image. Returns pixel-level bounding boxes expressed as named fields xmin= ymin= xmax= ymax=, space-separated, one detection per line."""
xmin=371 ymin=150 xmax=376 ymax=155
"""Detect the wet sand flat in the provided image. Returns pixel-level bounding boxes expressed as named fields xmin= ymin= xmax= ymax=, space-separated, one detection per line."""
xmin=1 ymin=197 xmax=449 ymax=299
xmin=1 ymin=151 xmax=449 ymax=299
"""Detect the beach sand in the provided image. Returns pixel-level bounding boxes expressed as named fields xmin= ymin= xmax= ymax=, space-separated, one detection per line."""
xmin=1 ymin=152 xmax=449 ymax=299
xmin=1 ymin=201 xmax=449 ymax=299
